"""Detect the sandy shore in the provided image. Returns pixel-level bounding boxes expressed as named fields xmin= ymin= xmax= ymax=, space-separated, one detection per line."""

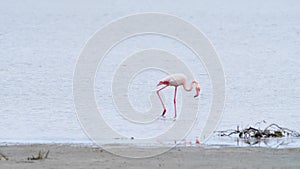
xmin=0 ymin=144 xmax=299 ymax=169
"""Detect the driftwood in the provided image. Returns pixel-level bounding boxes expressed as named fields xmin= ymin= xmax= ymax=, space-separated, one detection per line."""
xmin=27 ymin=150 xmax=50 ymax=160
xmin=215 ymin=123 xmax=300 ymax=139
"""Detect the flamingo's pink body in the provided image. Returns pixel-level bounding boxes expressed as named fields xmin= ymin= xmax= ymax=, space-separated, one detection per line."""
xmin=156 ymin=73 xmax=201 ymax=118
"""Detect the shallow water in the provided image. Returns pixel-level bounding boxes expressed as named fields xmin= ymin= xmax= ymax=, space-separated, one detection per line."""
xmin=0 ymin=0 xmax=299 ymax=147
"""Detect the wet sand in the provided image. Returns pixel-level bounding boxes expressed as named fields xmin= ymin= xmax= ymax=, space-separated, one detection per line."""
xmin=0 ymin=144 xmax=300 ymax=169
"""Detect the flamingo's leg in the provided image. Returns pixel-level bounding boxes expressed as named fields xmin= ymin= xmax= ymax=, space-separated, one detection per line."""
xmin=173 ymin=86 xmax=178 ymax=118
xmin=156 ymin=85 xmax=168 ymax=116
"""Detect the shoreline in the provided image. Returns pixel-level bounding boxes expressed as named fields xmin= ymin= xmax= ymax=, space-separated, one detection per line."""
xmin=1 ymin=144 xmax=300 ymax=169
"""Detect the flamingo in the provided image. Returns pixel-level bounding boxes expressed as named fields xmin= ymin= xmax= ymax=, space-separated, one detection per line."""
xmin=156 ymin=73 xmax=201 ymax=119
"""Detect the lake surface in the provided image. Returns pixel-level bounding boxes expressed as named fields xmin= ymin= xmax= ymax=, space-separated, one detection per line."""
xmin=0 ymin=0 xmax=299 ymax=147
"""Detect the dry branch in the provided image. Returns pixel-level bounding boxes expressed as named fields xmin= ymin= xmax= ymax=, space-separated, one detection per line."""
xmin=215 ymin=122 xmax=300 ymax=139
xmin=27 ymin=150 xmax=50 ymax=160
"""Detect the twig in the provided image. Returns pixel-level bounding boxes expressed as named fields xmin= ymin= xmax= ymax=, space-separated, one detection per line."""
xmin=45 ymin=150 xmax=50 ymax=159
xmin=0 ymin=152 xmax=9 ymax=160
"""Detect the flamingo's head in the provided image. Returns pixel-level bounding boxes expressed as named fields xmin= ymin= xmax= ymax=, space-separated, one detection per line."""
xmin=194 ymin=84 xmax=201 ymax=98
xmin=157 ymin=80 xmax=170 ymax=86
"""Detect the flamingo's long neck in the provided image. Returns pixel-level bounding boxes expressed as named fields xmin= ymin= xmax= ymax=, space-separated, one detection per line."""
xmin=183 ymin=80 xmax=198 ymax=92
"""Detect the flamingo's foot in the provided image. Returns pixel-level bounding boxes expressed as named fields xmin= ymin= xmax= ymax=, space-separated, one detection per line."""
xmin=161 ymin=109 xmax=166 ymax=117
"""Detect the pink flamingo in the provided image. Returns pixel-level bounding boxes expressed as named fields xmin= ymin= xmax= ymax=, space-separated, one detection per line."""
xmin=156 ymin=73 xmax=201 ymax=119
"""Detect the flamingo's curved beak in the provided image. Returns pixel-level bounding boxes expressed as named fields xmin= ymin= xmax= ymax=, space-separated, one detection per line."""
xmin=194 ymin=85 xmax=201 ymax=98
xmin=157 ymin=81 xmax=169 ymax=86
xmin=157 ymin=81 xmax=163 ymax=86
